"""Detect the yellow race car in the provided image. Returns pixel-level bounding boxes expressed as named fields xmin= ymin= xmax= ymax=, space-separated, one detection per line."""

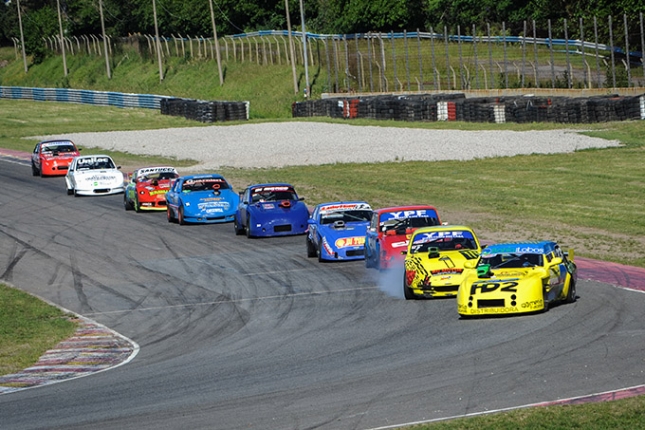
xmin=403 ymin=226 xmax=482 ymax=299
xmin=457 ymin=241 xmax=577 ymax=317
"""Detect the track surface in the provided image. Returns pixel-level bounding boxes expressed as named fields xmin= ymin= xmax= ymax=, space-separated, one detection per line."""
xmin=1 ymin=159 xmax=644 ymax=430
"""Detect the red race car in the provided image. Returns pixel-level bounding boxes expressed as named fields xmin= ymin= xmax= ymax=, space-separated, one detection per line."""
xmin=365 ymin=205 xmax=443 ymax=270
xmin=31 ymin=139 xmax=81 ymax=177
xmin=124 ymin=166 xmax=179 ymax=212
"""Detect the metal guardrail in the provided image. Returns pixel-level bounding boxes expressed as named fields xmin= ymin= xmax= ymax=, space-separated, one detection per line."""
xmin=0 ymin=86 xmax=169 ymax=109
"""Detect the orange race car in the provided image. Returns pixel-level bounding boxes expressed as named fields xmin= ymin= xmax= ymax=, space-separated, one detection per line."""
xmin=31 ymin=139 xmax=81 ymax=177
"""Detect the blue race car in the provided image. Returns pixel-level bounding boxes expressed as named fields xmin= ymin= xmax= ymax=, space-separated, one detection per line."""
xmin=234 ymin=183 xmax=309 ymax=238
xmin=306 ymin=201 xmax=373 ymax=261
xmin=166 ymin=174 xmax=239 ymax=224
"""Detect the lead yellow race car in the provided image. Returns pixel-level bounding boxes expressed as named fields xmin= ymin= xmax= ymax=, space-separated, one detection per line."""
xmin=403 ymin=225 xmax=482 ymax=299
xmin=457 ymin=241 xmax=577 ymax=317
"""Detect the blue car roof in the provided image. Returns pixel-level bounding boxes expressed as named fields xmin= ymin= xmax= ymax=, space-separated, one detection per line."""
xmin=482 ymin=241 xmax=557 ymax=256
xmin=182 ymin=173 xmax=226 ymax=180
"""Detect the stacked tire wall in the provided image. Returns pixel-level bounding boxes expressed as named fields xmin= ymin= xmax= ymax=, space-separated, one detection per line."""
xmin=160 ymin=98 xmax=249 ymax=122
xmin=293 ymin=94 xmax=645 ymax=124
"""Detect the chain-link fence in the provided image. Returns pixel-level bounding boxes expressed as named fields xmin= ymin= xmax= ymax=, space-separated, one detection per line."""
xmin=33 ymin=14 xmax=645 ymax=94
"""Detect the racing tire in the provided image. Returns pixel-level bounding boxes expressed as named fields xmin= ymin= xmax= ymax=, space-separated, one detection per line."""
xmin=133 ymin=197 xmax=141 ymax=213
xmin=403 ymin=276 xmax=416 ymax=300
xmin=245 ymin=215 xmax=253 ymax=238
xmin=73 ymin=189 xmax=80 ymax=197
xmin=306 ymin=236 xmax=317 ymax=258
xmin=542 ymin=288 xmax=550 ymax=313
xmin=565 ymin=278 xmax=577 ymax=304
xmin=178 ymin=206 xmax=186 ymax=225
xmin=67 ymin=187 xmax=74 ymax=196
xmin=364 ymin=248 xmax=373 ymax=268
xmin=234 ymin=215 xmax=245 ymax=235
xmin=166 ymin=207 xmax=175 ymax=223
xmin=124 ymin=195 xmax=133 ymax=211
xmin=31 ymin=162 xmax=39 ymax=177
xmin=316 ymin=237 xmax=325 ymax=262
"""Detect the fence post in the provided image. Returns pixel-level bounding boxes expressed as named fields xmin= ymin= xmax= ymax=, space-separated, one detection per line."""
xmin=609 ymin=15 xmax=616 ymax=88
xmin=417 ymin=30 xmax=423 ymax=91
xmin=624 ymin=14 xmax=631 ymax=87
xmin=548 ymin=19 xmax=555 ymax=88
xmin=390 ymin=31 xmax=397 ymax=91
xmin=473 ymin=24 xmax=479 ymax=89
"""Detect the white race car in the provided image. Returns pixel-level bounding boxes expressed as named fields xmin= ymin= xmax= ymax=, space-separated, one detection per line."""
xmin=65 ymin=155 xmax=125 ymax=197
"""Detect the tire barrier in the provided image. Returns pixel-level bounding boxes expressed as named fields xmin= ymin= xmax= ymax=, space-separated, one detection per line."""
xmin=293 ymin=93 xmax=645 ymax=124
xmin=159 ymin=98 xmax=250 ymax=123
xmin=0 ymin=86 xmax=165 ymax=109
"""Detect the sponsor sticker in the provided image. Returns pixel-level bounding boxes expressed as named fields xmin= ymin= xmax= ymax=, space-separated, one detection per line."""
xmin=335 ymin=236 xmax=365 ymax=248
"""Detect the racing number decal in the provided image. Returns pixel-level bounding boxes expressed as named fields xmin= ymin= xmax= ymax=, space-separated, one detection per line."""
xmin=470 ymin=281 xmax=519 ymax=295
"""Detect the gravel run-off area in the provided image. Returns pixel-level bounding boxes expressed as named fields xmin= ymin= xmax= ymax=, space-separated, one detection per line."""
xmin=36 ymin=122 xmax=621 ymax=171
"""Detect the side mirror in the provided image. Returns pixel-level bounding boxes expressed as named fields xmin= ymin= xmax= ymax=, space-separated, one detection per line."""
xmin=307 ymin=218 xmax=315 ymax=225
xmin=299 ymin=197 xmax=305 ymax=201
xmin=551 ymin=257 xmax=563 ymax=266
xmin=464 ymin=260 xmax=477 ymax=269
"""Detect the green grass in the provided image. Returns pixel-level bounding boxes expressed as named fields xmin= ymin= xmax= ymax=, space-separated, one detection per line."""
xmin=1 ymin=47 xmax=645 ymax=428
xmin=0 ymin=283 xmax=77 ymax=376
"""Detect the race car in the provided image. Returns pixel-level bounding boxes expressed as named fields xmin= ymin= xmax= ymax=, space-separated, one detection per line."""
xmin=234 ymin=183 xmax=309 ymax=238
xmin=65 ymin=155 xmax=125 ymax=196
xmin=31 ymin=139 xmax=81 ymax=177
xmin=306 ymin=201 xmax=373 ymax=261
xmin=124 ymin=166 xmax=179 ymax=212
xmin=403 ymin=225 xmax=481 ymax=300
xmin=165 ymin=174 xmax=239 ymax=224
xmin=457 ymin=241 xmax=577 ymax=317
xmin=365 ymin=205 xmax=442 ymax=270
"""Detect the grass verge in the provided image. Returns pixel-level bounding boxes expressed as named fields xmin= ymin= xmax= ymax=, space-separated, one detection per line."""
xmin=0 ymin=283 xmax=77 ymax=376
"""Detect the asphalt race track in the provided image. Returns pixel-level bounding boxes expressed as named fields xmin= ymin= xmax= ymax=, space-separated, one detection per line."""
xmin=1 ymin=158 xmax=644 ymax=430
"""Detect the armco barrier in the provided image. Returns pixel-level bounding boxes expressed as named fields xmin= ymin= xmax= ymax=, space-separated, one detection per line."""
xmin=293 ymin=93 xmax=645 ymax=124
xmin=0 ymin=86 xmax=249 ymax=123
xmin=0 ymin=86 xmax=166 ymax=109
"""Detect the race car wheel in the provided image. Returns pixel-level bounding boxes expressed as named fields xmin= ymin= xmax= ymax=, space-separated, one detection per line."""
xmin=542 ymin=288 xmax=550 ymax=313
xmin=403 ymin=276 xmax=416 ymax=300
xmin=124 ymin=195 xmax=133 ymax=211
xmin=245 ymin=216 xmax=253 ymax=238
xmin=316 ymin=237 xmax=325 ymax=262
xmin=178 ymin=206 xmax=186 ymax=225
xmin=31 ymin=162 xmax=39 ymax=177
xmin=73 ymin=189 xmax=80 ymax=197
xmin=565 ymin=278 xmax=577 ymax=303
xmin=234 ymin=216 xmax=245 ymax=235
xmin=306 ymin=236 xmax=316 ymax=258
xmin=365 ymin=249 xmax=374 ymax=268
xmin=67 ymin=187 xmax=74 ymax=196
xmin=166 ymin=207 xmax=175 ymax=223
xmin=133 ymin=197 xmax=141 ymax=213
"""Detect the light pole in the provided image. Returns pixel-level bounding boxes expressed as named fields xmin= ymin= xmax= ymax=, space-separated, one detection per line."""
xmin=152 ymin=0 xmax=163 ymax=81
xmin=56 ymin=0 xmax=67 ymax=76
xmin=98 ymin=0 xmax=111 ymax=79
xmin=15 ymin=0 xmax=27 ymax=73
xmin=298 ymin=0 xmax=309 ymax=97
xmin=208 ymin=0 xmax=223 ymax=86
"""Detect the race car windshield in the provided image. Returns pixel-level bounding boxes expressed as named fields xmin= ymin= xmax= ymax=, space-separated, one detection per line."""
xmin=410 ymin=233 xmax=477 ymax=253
xmin=43 ymin=144 xmax=75 ymax=153
xmin=252 ymin=190 xmax=297 ymax=202
xmin=142 ymin=172 xmax=179 ymax=182
xmin=321 ymin=210 xmax=372 ymax=224
xmin=77 ymin=158 xmax=115 ymax=170
xmin=183 ymin=179 xmax=229 ymax=192
xmin=382 ymin=216 xmax=440 ymax=232
xmin=480 ymin=253 xmax=543 ymax=269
